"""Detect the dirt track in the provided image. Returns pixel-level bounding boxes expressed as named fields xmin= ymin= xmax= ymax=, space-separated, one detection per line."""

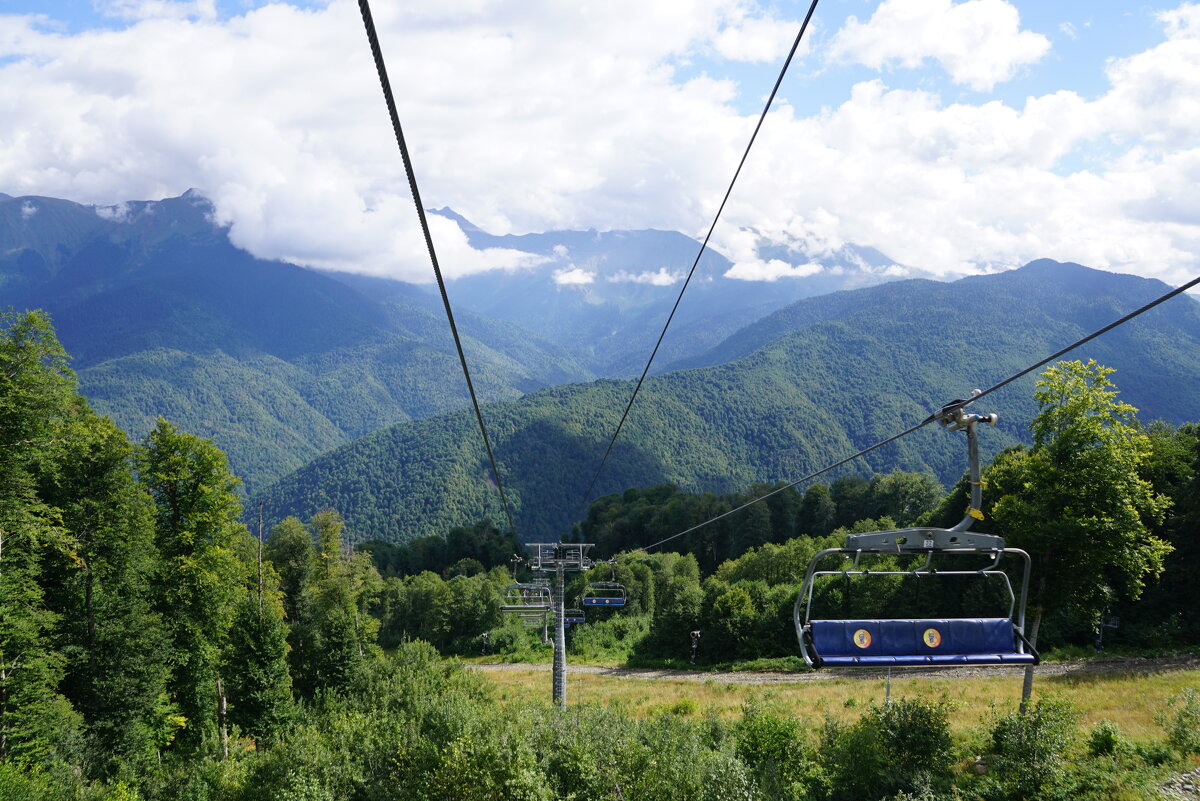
xmin=468 ymin=654 xmax=1200 ymax=684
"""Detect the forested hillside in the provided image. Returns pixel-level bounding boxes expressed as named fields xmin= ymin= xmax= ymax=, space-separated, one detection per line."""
xmin=0 ymin=192 xmax=590 ymax=492
xmin=257 ymin=260 xmax=1200 ymax=543
xmin=5 ymin=308 xmax=1198 ymax=801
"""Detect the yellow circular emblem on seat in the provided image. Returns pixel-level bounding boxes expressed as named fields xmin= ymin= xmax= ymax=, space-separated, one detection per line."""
xmin=923 ymin=628 xmax=942 ymax=648
xmin=853 ymin=629 xmax=872 ymax=648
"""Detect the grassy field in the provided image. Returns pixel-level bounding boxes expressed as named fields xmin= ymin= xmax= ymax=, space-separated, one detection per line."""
xmin=477 ymin=666 xmax=1200 ymax=742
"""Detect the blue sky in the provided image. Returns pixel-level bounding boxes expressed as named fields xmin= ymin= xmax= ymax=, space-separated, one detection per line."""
xmin=1 ymin=0 xmax=1198 ymax=286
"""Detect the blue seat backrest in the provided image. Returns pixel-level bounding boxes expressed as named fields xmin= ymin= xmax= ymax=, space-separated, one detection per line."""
xmin=810 ymin=618 xmax=1016 ymax=657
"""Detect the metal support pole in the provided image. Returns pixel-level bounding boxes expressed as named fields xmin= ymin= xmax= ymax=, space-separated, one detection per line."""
xmin=552 ymin=564 xmax=567 ymax=708
xmin=885 ymin=668 xmax=892 ymax=705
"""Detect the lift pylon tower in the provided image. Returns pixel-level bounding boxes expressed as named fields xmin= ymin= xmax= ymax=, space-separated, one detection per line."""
xmin=509 ymin=543 xmax=594 ymax=708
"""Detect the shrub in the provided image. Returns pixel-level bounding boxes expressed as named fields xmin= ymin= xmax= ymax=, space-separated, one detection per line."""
xmin=1086 ymin=719 xmax=1125 ymax=758
xmin=1157 ymin=687 xmax=1200 ymax=755
xmin=988 ymin=696 xmax=1077 ymax=799
xmin=736 ymin=704 xmax=828 ymax=801
xmin=821 ymin=698 xmax=953 ymax=801
xmin=0 ymin=765 xmax=57 ymax=801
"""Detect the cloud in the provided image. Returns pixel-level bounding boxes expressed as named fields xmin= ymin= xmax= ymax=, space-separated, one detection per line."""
xmin=828 ymin=0 xmax=1050 ymax=91
xmin=0 ymin=1 xmax=1199 ymax=289
xmin=553 ymin=266 xmax=595 ymax=285
xmin=725 ymin=258 xmax=822 ymax=281
xmin=20 ymin=200 xmax=36 ymax=219
xmin=711 ymin=12 xmax=804 ymax=63
xmin=0 ymin=0 xmax=807 ymax=281
xmin=608 ymin=267 xmax=681 ymax=286
xmin=95 ymin=1 xmax=218 ymax=22
xmin=93 ymin=201 xmax=131 ymax=222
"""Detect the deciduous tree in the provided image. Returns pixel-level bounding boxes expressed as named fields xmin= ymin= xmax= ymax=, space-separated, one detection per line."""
xmin=987 ymin=361 xmax=1171 ymax=707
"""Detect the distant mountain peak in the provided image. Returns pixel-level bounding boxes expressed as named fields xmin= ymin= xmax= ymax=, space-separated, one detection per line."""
xmin=429 ymin=206 xmax=482 ymax=233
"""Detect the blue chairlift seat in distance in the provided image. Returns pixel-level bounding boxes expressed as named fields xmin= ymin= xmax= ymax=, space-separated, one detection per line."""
xmin=581 ymin=581 xmax=625 ymax=607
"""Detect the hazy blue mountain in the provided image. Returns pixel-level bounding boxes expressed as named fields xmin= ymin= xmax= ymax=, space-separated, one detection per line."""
xmin=433 ymin=208 xmax=925 ymax=375
xmin=0 ymin=192 xmax=591 ymax=492
xmin=255 ymin=260 xmax=1200 ymax=544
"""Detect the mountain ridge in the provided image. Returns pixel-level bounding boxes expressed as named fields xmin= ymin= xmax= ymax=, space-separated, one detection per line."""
xmin=254 ymin=260 xmax=1200 ymax=543
xmin=0 ymin=192 xmax=593 ymax=492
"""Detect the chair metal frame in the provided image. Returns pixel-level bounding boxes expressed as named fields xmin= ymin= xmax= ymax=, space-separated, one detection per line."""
xmin=792 ymin=402 xmax=1038 ymax=669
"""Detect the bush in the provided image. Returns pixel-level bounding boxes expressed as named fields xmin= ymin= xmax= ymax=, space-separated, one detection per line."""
xmin=987 ymin=696 xmax=1077 ymax=800
xmin=1086 ymin=719 xmax=1125 ymax=758
xmin=736 ymin=703 xmax=827 ymax=801
xmin=568 ymin=614 xmax=650 ymax=662
xmin=821 ymin=698 xmax=954 ymax=801
xmin=1157 ymin=687 xmax=1200 ymax=755
xmin=0 ymin=765 xmax=58 ymax=801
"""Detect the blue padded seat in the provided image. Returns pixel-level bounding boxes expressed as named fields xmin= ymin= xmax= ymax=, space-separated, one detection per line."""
xmin=582 ymin=597 xmax=625 ymax=607
xmin=807 ymin=618 xmax=1037 ymax=667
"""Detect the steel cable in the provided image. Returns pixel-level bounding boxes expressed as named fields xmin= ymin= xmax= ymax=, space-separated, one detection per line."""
xmin=625 ymin=273 xmax=1200 ymax=554
xmin=358 ymin=0 xmax=518 ymax=535
xmin=571 ymin=0 xmax=824 ymax=527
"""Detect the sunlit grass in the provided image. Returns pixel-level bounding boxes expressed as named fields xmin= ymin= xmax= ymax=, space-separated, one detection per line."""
xmin=478 ymin=666 xmax=1200 ymax=741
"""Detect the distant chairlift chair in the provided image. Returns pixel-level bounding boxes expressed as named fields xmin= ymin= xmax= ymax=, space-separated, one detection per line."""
xmin=581 ymin=581 xmax=626 ymax=608
xmin=499 ymin=582 xmax=552 ymax=613
xmin=794 ymin=402 xmax=1039 ymax=669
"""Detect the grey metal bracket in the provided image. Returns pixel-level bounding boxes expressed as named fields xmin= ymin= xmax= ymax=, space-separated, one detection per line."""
xmin=844 ymin=527 xmax=1005 ymax=552
xmin=527 ymin=542 xmax=594 ymax=572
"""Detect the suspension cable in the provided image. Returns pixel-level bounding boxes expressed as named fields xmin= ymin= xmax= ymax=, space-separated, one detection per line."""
xmin=571 ymin=0 xmax=823 ymax=527
xmin=624 ymin=272 xmax=1200 ymax=555
xmin=357 ymin=0 xmax=518 ymax=535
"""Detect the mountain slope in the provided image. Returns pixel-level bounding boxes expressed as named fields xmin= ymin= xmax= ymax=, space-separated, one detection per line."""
xmin=0 ymin=192 xmax=591 ymax=492
xmin=255 ymin=260 xmax=1200 ymax=543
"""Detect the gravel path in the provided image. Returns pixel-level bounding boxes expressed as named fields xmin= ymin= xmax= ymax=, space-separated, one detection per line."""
xmin=468 ymin=654 xmax=1200 ymax=684
xmin=1161 ymin=768 xmax=1200 ymax=800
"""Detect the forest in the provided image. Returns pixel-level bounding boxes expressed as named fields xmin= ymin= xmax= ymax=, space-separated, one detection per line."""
xmin=3 ymin=308 xmax=1199 ymax=801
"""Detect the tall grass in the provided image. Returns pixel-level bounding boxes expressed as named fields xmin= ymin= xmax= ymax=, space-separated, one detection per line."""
xmin=480 ymin=666 xmax=1200 ymax=741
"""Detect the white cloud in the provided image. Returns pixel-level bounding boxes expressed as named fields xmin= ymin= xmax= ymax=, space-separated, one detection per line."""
xmin=0 ymin=1 xmax=1199 ymax=289
xmin=0 ymin=0 xmax=803 ymax=281
xmin=95 ymin=0 xmax=217 ymax=22
xmin=828 ymin=0 xmax=1050 ymax=91
xmin=553 ymin=266 xmax=595 ymax=285
xmin=725 ymin=258 xmax=822 ymax=281
xmin=93 ymin=201 xmax=131 ymax=222
xmin=608 ymin=267 xmax=682 ymax=286
xmin=711 ymin=13 xmax=804 ymax=63
xmin=20 ymin=200 xmax=37 ymax=219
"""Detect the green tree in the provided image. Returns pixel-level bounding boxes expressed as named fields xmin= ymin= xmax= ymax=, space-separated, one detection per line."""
xmin=137 ymin=419 xmax=249 ymax=754
xmin=0 ymin=310 xmax=81 ymax=766
xmin=279 ymin=510 xmax=382 ymax=697
xmin=796 ymin=484 xmax=836 ymax=537
xmin=987 ymin=361 xmax=1171 ymax=707
xmin=868 ymin=470 xmax=942 ymax=527
xmin=38 ymin=412 xmax=175 ymax=777
xmin=225 ymin=588 xmax=293 ymax=749
xmin=264 ymin=516 xmax=316 ymax=685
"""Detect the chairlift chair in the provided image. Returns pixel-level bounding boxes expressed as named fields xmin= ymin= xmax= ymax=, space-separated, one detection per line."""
xmin=582 ymin=559 xmax=627 ymax=609
xmin=794 ymin=404 xmax=1039 ymax=669
xmin=519 ymin=611 xmax=547 ymax=629
xmin=499 ymin=582 xmax=552 ymax=612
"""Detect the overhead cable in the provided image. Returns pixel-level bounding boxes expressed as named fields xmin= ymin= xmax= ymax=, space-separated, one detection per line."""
xmin=357 ymin=0 xmax=518 ymax=535
xmin=626 ymin=272 xmax=1200 ymax=555
xmin=572 ymin=0 xmax=824 ymax=525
